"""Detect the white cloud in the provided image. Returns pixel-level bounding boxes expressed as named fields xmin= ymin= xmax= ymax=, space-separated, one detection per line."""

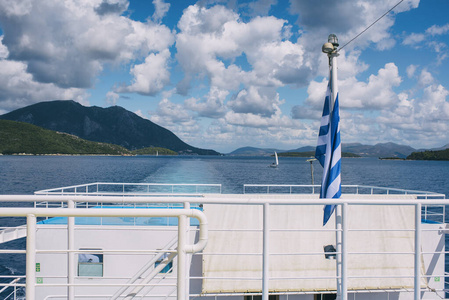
xmin=0 ymin=0 xmax=174 ymax=89
xmin=402 ymin=23 xmax=449 ymax=64
xmin=152 ymin=0 xmax=170 ymax=23
xmin=184 ymin=87 xmax=228 ymax=118
xmin=134 ymin=109 xmax=144 ymax=118
xmin=406 ymin=64 xmax=417 ymax=78
xmin=0 ymin=36 xmax=8 ymax=59
xmin=176 ymin=4 xmax=307 ymax=93
xmin=294 ymin=62 xmax=402 ymax=122
xmin=247 ymin=0 xmax=277 ymax=16
xmin=426 ymin=23 xmax=449 ymax=36
xmin=105 ymin=91 xmax=119 ymax=105
xmin=0 ymin=59 xmax=88 ymax=110
xmin=291 ymin=0 xmax=417 ymax=52
xmin=152 ymin=98 xmax=193 ymax=123
xmin=377 ymin=83 xmax=449 ymax=144
xmin=150 ymin=98 xmax=201 ymax=141
xmin=227 ymin=86 xmax=283 ymax=117
xmin=402 ymin=33 xmax=426 ymax=46
xmin=418 ymin=69 xmax=434 ymax=87
xmin=117 ymin=49 xmax=171 ymax=95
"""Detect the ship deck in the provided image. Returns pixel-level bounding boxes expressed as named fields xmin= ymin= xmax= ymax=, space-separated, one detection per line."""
xmin=0 ymin=182 xmax=447 ymax=300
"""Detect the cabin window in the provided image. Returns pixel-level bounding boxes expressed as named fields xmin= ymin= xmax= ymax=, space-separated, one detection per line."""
xmin=78 ymin=249 xmax=103 ymax=277
xmin=244 ymin=296 xmax=278 ymax=300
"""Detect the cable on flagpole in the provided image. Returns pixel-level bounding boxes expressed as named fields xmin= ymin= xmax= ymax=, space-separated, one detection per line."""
xmin=338 ymin=0 xmax=405 ymax=52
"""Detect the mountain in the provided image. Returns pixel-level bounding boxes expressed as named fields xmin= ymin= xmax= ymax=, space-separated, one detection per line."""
xmin=288 ymin=146 xmax=316 ymax=152
xmin=0 ymin=100 xmax=219 ymax=155
xmin=229 ymin=142 xmax=416 ymax=158
xmin=430 ymin=143 xmax=449 ymax=151
xmin=0 ymin=120 xmax=131 ymax=155
xmin=342 ymin=142 xmax=416 ymax=158
xmin=227 ymin=146 xmax=284 ymax=156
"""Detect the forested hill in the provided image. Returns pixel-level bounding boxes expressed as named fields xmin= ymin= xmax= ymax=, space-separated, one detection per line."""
xmin=0 ymin=100 xmax=219 ymax=155
xmin=407 ymin=149 xmax=449 ymax=160
xmin=0 ymin=119 xmax=131 ymax=155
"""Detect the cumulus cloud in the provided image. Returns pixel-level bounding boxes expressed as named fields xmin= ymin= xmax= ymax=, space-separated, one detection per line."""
xmin=402 ymin=33 xmax=426 ymax=45
xmin=117 ymin=49 xmax=171 ymax=95
xmin=0 ymin=59 xmax=88 ymax=110
xmin=152 ymin=0 xmax=170 ymax=23
xmin=184 ymin=87 xmax=228 ymax=118
xmin=227 ymin=86 xmax=283 ymax=117
xmin=291 ymin=0 xmax=418 ymax=52
xmin=174 ymin=3 xmax=308 ymax=128
xmin=418 ymin=69 xmax=434 ymax=87
xmin=0 ymin=0 xmax=174 ymax=110
xmin=426 ymin=24 xmax=449 ymax=36
xmin=406 ymin=64 xmax=417 ymax=78
xmin=175 ymin=4 xmax=306 ymax=92
xmin=105 ymin=91 xmax=119 ymax=105
xmin=94 ymin=0 xmax=129 ymax=16
xmin=246 ymin=0 xmax=277 ymax=16
xmin=0 ymin=36 xmax=8 ymax=59
xmin=402 ymin=22 xmax=449 ymax=64
xmin=0 ymin=0 xmax=174 ymax=89
xmin=293 ymin=63 xmax=402 ymax=121
xmin=150 ymin=98 xmax=200 ymax=141
xmin=377 ymin=83 xmax=449 ymax=144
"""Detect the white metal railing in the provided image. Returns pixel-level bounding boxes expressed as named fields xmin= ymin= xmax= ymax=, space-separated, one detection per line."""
xmin=0 ymin=186 xmax=447 ymax=300
xmin=0 ymin=204 xmax=208 ymax=300
xmin=243 ymin=184 xmax=445 ymax=197
xmin=34 ymin=182 xmax=222 ymax=196
xmin=244 ymin=184 xmax=447 ymax=224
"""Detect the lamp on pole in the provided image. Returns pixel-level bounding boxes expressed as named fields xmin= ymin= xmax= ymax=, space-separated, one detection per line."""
xmin=306 ymin=158 xmax=317 ymax=186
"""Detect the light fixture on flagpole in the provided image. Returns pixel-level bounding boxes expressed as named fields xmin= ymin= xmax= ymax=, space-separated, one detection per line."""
xmin=322 ymin=34 xmax=339 ymax=54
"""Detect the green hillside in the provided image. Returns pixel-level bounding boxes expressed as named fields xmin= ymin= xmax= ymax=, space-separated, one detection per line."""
xmin=407 ymin=149 xmax=449 ymax=160
xmin=0 ymin=120 xmax=131 ymax=155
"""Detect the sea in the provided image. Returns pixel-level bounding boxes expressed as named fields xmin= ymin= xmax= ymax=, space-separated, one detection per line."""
xmin=0 ymin=155 xmax=448 ymax=298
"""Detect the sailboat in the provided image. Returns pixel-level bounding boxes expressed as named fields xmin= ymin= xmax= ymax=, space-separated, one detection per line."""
xmin=269 ymin=151 xmax=279 ymax=168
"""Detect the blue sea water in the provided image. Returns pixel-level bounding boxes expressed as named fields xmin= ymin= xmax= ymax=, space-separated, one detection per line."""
xmin=0 ymin=155 xmax=448 ymax=196
xmin=0 ymin=155 xmax=448 ymax=296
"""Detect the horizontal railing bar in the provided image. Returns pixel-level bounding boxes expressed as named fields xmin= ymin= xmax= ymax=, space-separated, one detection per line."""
xmin=0 ymin=195 xmax=447 ymax=204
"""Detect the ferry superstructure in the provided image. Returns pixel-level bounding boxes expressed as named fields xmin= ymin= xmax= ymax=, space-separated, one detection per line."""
xmin=0 ymin=182 xmax=447 ymax=300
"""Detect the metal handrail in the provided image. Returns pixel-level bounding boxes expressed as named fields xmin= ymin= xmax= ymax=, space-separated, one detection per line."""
xmin=35 ymin=183 xmax=222 ymax=195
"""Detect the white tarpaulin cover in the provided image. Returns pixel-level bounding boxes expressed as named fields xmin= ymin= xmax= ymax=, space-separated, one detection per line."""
xmin=202 ymin=194 xmax=426 ymax=293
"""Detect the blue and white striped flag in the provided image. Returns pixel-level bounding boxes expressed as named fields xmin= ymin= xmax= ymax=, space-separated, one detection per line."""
xmin=315 ymin=81 xmax=341 ymax=226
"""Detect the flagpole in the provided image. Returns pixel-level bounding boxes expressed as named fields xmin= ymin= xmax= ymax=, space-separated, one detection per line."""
xmin=322 ymin=34 xmax=346 ymax=300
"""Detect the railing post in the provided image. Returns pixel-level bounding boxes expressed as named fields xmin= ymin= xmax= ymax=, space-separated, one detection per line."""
xmin=68 ymin=199 xmax=75 ymax=300
xmin=262 ymin=203 xmax=269 ymax=300
xmin=178 ymin=213 xmax=187 ymax=299
xmin=335 ymin=205 xmax=342 ymax=300
xmin=415 ymin=203 xmax=422 ymax=300
xmin=26 ymin=214 xmax=36 ymax=300
xmin=184 ymin=202 xmax=191 ymax=299
xmin=341 ymin=203 xmax=348 ymax=300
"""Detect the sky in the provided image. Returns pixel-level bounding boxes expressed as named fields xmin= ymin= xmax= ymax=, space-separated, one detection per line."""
xmin=0 ymin=0 xmax=448 ymax=153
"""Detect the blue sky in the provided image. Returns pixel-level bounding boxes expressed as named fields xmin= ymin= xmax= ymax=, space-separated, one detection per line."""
xmin=0 ymin=0 xmax=448 ymax=153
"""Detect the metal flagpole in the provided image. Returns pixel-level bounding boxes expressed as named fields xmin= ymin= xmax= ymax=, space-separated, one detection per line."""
xmin=322 ymin=34 xmax=346 ymax=300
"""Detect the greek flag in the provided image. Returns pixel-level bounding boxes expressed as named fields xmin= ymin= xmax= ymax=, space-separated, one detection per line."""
xmin=315 ymin=82 xmax=341 ymax=226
